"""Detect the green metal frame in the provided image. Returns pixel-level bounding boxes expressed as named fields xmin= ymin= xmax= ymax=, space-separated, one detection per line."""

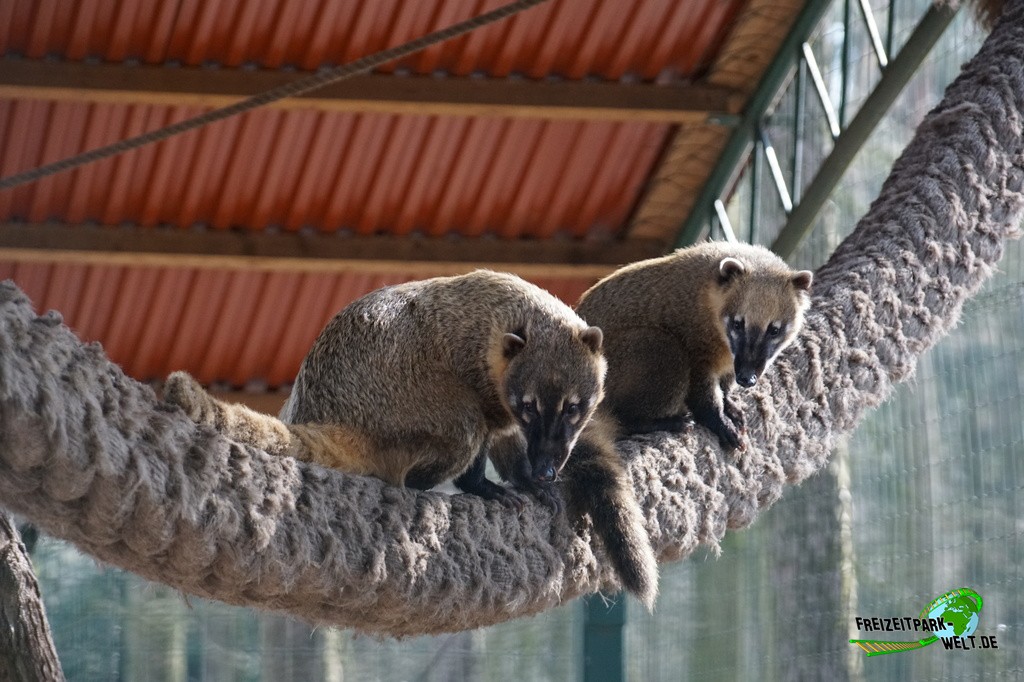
xmin=771 ymin=3 xmax=956 ymax=257
xmin=674 ymin=0 xmax=836 ymax=247
xmin=674 ymin=0 xmax=958 ymax=254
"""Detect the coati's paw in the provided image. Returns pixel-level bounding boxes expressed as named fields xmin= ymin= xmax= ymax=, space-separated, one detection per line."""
xmin=649 ymin=414 xmax=691 ymax=434
xmin=525 ymin=481 xmax=563 ymax=515
xmin=710 ymin=417 xmax=743 ymax=452
xmin=163 ymin=371 xmax=216 ymax=424
xmin=465 ymin=478 xmax=527 ymax=512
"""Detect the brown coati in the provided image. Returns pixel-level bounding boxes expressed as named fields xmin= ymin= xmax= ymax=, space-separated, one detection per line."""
xmin=489 ymin=410 xmax=658 ymax=607
xmin=165 ymin=270 xmax=605 ymax=507
xmin=576 ymin=241 xmax=812 ymax=451
xmin=166 ymin=269 xmax=659 ymax=607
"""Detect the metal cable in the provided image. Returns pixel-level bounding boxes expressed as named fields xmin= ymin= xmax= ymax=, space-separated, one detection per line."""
xmin=0 ymin=0 xmax=552 ymax=191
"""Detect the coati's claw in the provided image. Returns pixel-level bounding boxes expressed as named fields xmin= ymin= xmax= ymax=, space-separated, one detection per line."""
xmin=501 ymin=490 xmax=528 ymax=514
xmin=714 ymin=421 xmax=743 ymax=452
xmin=510 ymin=480 xmax=562 ymax=514
xmin=722 ymin=399 xmax=745 ymax=431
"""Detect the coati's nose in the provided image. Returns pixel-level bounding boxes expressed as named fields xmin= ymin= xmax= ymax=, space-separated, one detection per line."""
xmin=736 ymin=372 xmax=758 ymax=388
xmin=534 ymin=464 xmax=556 ymax=483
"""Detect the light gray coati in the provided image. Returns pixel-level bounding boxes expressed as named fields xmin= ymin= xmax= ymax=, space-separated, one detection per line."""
xmin=165 ymin=269 xmax=658 ymax=606
xmin=576 ymin=242 xmax=812 ymax=451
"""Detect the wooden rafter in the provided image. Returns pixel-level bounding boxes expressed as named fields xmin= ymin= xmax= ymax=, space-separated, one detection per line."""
xmin=0 ymin=59 xmax=742 ymax=125
xmin=0 ymin=223 xmax=663 ymax=279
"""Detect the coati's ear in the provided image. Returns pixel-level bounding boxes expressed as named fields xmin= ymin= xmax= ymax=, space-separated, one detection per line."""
xmin=792 ymin=270 xmax=813 ymax=291
xmin=502 ymin=332 xmax=526 ymax=358
xmin=580 ymin=326 xmax=603 ymax=354
xmin=718 ymin=257 xmax=746 ymax=282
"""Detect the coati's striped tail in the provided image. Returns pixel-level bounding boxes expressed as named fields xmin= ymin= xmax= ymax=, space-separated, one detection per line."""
xmin=563 ymin=415 xmax=658 ymax=609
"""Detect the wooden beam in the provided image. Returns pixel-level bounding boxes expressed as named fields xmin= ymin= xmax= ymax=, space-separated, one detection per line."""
xmin=0 ymin=223 xmax=662 ymax=279
xmin=0 ymin=59 xmax=743 ymax=124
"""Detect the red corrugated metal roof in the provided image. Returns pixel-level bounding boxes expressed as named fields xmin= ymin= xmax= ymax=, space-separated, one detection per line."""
xmin=0 ymin=0 xmax=760 ymax=388
xmin=2 ymin=0 xmax=743 ymax=81
xmin=0 ymin=100 xmax=668 ymax=238
xmin=0 ymin=260 xmax=596 ymax=387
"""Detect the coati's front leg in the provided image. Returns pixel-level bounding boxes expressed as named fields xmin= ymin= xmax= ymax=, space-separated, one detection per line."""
xmin=453 ymin=446 xmax=526 ymax=510
xmin=687 ymin=375 xmax=743 ymax=451
xmin=720 ymin=375 xmax=746 ymax=435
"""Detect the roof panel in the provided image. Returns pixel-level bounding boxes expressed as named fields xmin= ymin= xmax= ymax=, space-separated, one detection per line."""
xmin=0 ymin=100 xmax=671 ymax=238
xmin=1 ymin=262 xmax=598 ymax=386
xmin=2 ymin=0 xmax=744 ymax=81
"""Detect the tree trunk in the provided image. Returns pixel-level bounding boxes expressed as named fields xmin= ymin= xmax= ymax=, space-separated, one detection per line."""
xmin=0 ymin=513 xmax=65 ymax=681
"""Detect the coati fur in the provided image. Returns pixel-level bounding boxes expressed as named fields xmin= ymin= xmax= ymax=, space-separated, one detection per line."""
xmin=489 ymin=410 xmax=658 ymax=607
xmin=165 ymin=269 xmax=659 ymax=607
xmin=165 ymin=270 xmax=605 ymax=506
xmin=576 ymin=241 xmax=812 ymax=451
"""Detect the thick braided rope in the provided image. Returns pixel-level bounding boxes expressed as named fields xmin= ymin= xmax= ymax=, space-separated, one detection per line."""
xmin=0 ymin=2 xmax=1022 ymax=637
xmin=0 ymin=0 xmax=550 ymax=191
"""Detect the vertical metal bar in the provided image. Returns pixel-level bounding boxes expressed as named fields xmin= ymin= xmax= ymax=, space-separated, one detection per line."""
xmin=673 ymin=0 xmax=837 ymax=247
xmin=803 ymin=42 xmax=842 ymax=139
xmin=840 ymin=0 xmax=851 ymax=127
xmin=858 ymin=0 xmax=890 ymax=69
xmin=771 ymin=3 xmax=958 ymax=257
xmin=887 ymin=0 xmax=897 ymax=58
xmin=749 ymin=139 xmax=762 ymax=243
xmin=582 ymin=596 xmax=625 ymax=682
xmin=791 ymin=59 xmax=807 ymax=204
xmin=759 ymin=125 xmax=794 ymax=213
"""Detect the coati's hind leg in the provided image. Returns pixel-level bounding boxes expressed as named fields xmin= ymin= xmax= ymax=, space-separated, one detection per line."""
xmin=453 ymin=446 xmax=526 ymax=510
xmin=164 ymin=371 xmax=292 ymax=455
xmin=601 ymin=327 xmax=688 ymax=436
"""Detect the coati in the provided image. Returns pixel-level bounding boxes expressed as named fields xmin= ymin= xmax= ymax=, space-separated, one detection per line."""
xmin=166 ymin=270 xmax=604 ymax=505
xmin=576 ymin=241 xmax=812 ymax=451
xmin=164 ymin=269 xmax=658 ymax=605
xmin=489 ymin=410 xmax=658 ymax=607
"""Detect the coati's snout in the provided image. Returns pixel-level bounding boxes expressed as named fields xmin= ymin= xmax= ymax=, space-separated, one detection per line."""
xmin=516 ymin=398 xmax=586 ymax=482
xmin=735 ymin=369 xmax=758 ymax=388
xmin=724 ymin=315 xmax=783 ymax=390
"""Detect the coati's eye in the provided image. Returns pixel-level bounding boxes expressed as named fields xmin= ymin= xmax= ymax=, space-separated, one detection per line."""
xmin=521 ymin=400 xmax=538 ymax=420
xmin=730 ymin=317 xmax=745 ymax=332
xmin=767 ymin=323 xmax=782 ymax=337
xmin=564 ymin=403 xmax=580 ymax=418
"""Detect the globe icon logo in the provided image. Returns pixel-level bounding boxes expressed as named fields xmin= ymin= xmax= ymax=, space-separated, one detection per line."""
xmin=925 ymin=591 xmax=982 ymax=640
